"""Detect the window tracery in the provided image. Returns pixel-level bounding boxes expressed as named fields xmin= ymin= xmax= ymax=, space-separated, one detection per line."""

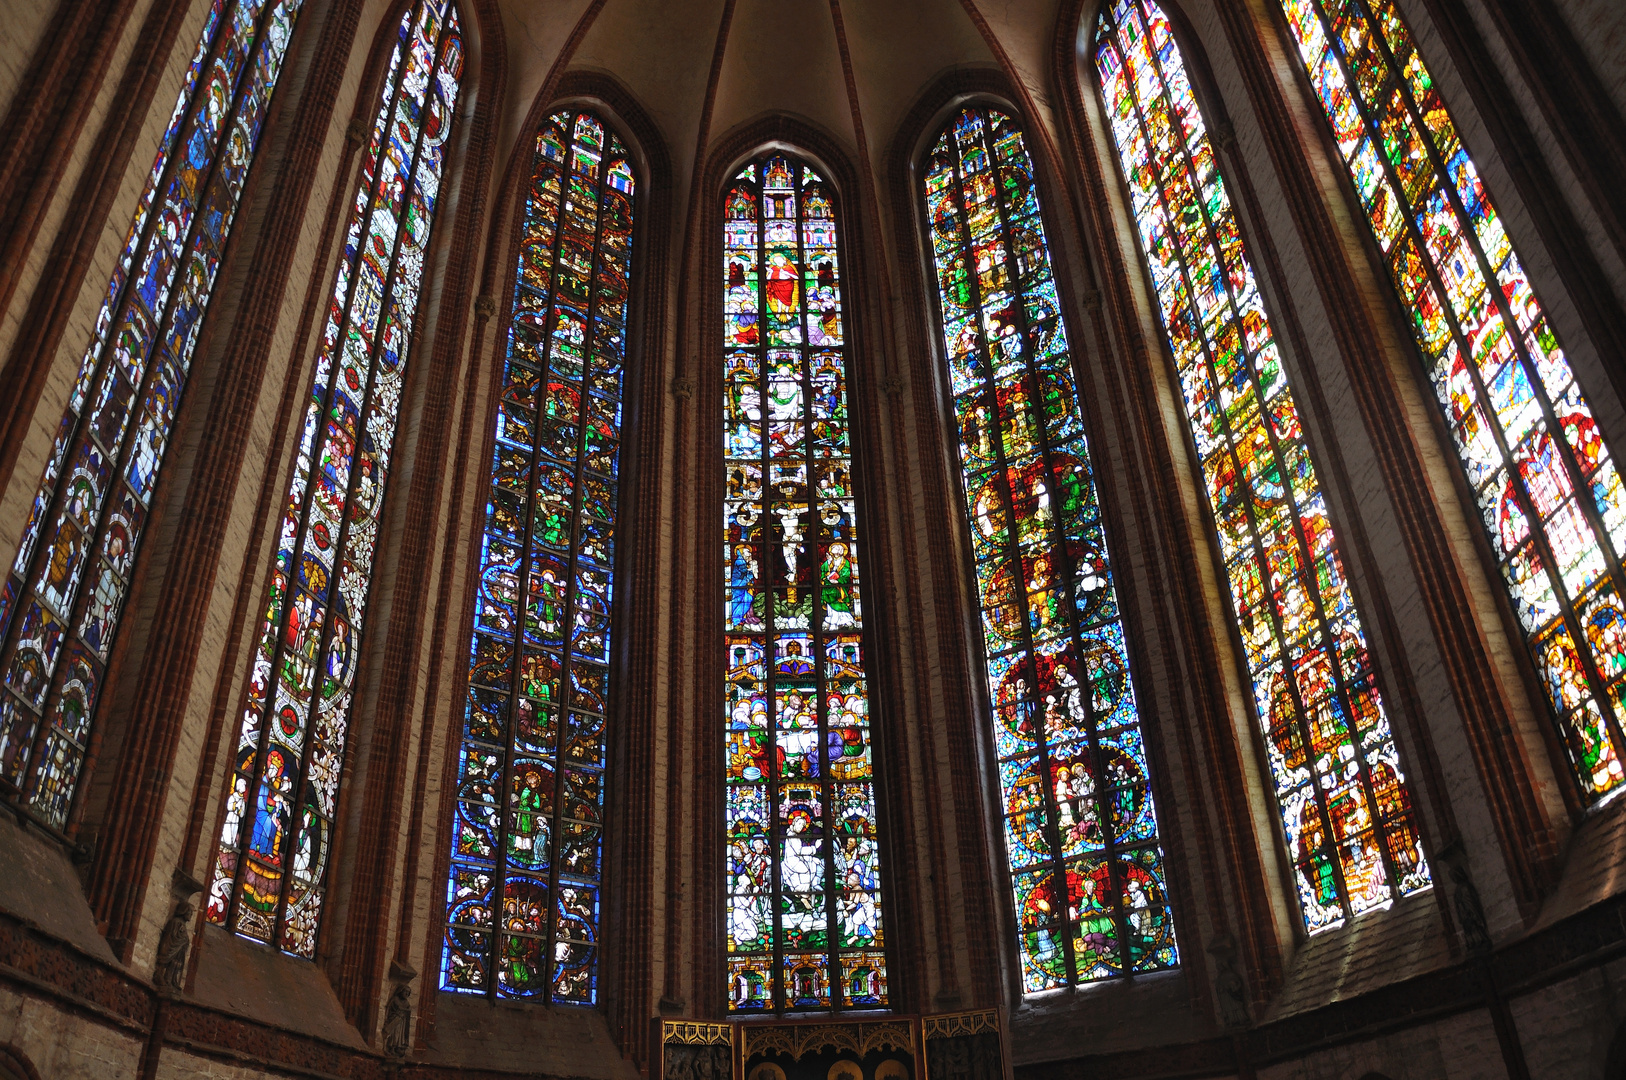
xmin=1095 ymin=0 xmax=1432 ymax=932
xmin=1280 ymin=0 xmax=1626 ymax=801
xmin=922 ymin=105 xmax=1178 ymax=988
xmin=724 ymin=153 xmax=885 ymax=1012
xmin=439 ymin=108 xmax=632 ymax=1005
xmin=0 ymin=0 xmax=305 ymax=830
xmin=204 ymin=0 xmax=464 ymax=957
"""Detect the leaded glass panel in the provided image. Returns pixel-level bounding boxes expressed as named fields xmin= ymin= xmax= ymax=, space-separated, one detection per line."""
xmin=204 ymin=0 xmax=463 ymax=957
xmin=1096 ymin=0 xmax=1431 ymax=932
xmin=724 ymin=153 xmax=885 ymax=1012
xmin=439 ymin=108 xmax=632 ymax=1005
xmin=923 ymin=105 xmax=1178 ymax=988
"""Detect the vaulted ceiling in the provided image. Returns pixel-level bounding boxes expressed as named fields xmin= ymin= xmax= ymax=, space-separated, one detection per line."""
xmin=493 ymin=0 xmax=1075 ymax=204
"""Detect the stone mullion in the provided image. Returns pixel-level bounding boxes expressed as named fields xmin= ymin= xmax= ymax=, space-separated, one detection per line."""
xmin=217 ymin=16 xmax=408 ymax=933
xmin=272 ymin=17 xmax=449 ymax=949
xmin=544 ymin=133 xmax=614 ymax=998
xmin=755 ymin=176 xmax=786 ymax=1014
xmin=1148 ymin=10 xmax=1414 ymax=907
xmin=1323 ymin=0 xmax=1626 ymax=776
xmin=233 ymin=11 xmax=443 ymax=943
xmin=486 ymin=136 xmax=567 ymax=998
xmin=1105 ymin=23 xmax=1355 ymax=923
xmin=801 ymin=170 xmax=844 ymax=1010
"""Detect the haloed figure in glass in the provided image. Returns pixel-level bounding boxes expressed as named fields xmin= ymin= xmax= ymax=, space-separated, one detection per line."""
xmin=724 ymin=153 xmax=886 ymax=1013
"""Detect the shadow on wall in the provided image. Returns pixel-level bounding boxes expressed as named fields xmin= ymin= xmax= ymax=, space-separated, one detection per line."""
xmin=0 ymin=1044 xmax=39 ymax=1080
xmin=1608 ymin=1020 xmax=1626 ymax=1080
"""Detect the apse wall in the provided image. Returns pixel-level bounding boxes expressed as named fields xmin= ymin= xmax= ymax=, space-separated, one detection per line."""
xmin=0 ymin=0 xmax=1623 ymax=1078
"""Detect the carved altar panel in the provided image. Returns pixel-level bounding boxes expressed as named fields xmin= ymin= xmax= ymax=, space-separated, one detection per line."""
xmin=659 ymin=1020 xmax=734 ymax=1080
xmin=920 ymin=1010 xmax=1008 ymax=1080
xmin=740 ymin=1018 xmax=917 ymax=1080
xmin=658 ymin=1012 xmax=1006 ymax=1079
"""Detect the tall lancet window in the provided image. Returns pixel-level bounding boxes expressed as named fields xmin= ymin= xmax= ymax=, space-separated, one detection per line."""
xmin=204 ymin=0 xmax=463 ymax=957
xmin=1281 ymin=0 xmax=1626 ymax=801
xmin=0 ymin=0 xmax=305 ymax=829
xmin=724 ymin=154 xmax=885 ymax=1012
xmin=439 ymin=109 xmax=633 ymax=1005
xmin=1096 ymin=0 xmax=1432 ymax=932
xmin=923 ymin=106 xmax=1177 ymax=990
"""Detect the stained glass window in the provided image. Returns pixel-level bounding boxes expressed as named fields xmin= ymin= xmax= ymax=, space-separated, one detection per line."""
xmin=923 ymin=106 xmax=1177 ymax=989
xmin=1096 ymin=0 xmax=1431 ymax=932
xmin=1280 ymin=0 xmax=1626 ymax=801
xmin=438 ymin=109 xmax=633 ymax=1005
xmin=724 ymin=153 xmax=885 ymax=1012
xmin=203 ymin=0 xmax=463 ymax=957
xmin=0 ymin=0 xmax=305 ymax=830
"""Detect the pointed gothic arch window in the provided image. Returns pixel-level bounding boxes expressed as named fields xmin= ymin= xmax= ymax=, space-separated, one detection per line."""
xmin=438 ymin=107 xmax=634 ymax=1005
xmin=203 ymin=0 xmax=464 ymax=958
xmin=723 ymin=152 xmax=886 ymax=1012
xmin=1094 ymin=0 xmax=1432 ymax=932
xmin=921 ymin=105 xmax=1178 ymax=989
xmin=1279 ymin=0 xmax=1626 ymax=802
xmin=0 ymin=0 xmax=307 ymax=829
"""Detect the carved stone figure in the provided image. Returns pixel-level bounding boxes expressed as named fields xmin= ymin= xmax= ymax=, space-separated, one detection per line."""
xmin=1207 ymin=934 xmax=1249 ymax=1029
xmin=1449 ymin=860 xmax=1493 ymax=955
xmin=153 ymin=899 xmax=193 ymax=994
xmin=664 ymin=1042 xmax=731 ymax=1080
xmin=382 ymin=980 xmax=413 ymax=1058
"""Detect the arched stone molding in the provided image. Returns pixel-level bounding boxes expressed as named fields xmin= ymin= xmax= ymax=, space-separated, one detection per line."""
xmin=0 ymin=1042 xmax=39 ymax=1080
